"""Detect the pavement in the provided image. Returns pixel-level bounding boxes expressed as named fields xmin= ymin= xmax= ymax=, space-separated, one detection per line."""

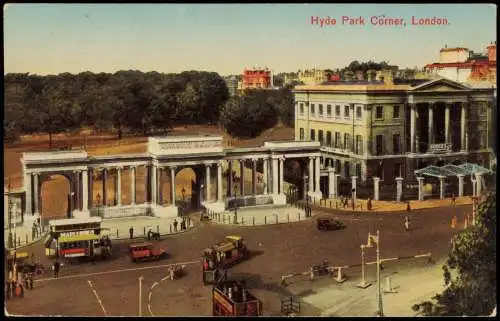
xmin=100 ymin=215 xmax=195 ymax=240
xmin=208 ymin=205 xmax=308 ymax=226
xmin=311 ymin=196 xmax=474 ymax=213
xmin=4 ymin=222 xmax=46 ymax=250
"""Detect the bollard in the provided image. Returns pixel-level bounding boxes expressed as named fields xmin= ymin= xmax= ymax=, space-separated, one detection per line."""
xmin=253 ymin=217 xmax=255 ymax=226
xmin=298 ymin=213 xmax=301 ymax=221
xmin=241 ymin=217 xmax=244 ymax=225
xmin=275 ymin=215 xmax=278 ymax=224
xmin=26 ymin=234 xmax=28 ymax=245
xmin=223 ymin=215 xmax=226 ymax=224
xmin=143 ymin=227 xmax=146 ymax=236
xmin=170 ymin=224 xmax=172 ymax=233
xmin=264 ymin=216 xmax=267 ymax=225
xmin=117 ymin=229 xmax=119 ymax=238
xmin=18 ymin=237 xmax=21 ymax=247
xmin=157 ymin=225 xmax=159 ymax=234
xmin=330 ymin=200 xmax=332 ymax=208
xmin=287 ymin=213 xmax=290 ymax=223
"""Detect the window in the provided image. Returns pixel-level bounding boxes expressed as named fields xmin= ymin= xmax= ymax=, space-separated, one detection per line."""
xmin=394 ymin=163 xmax=402 ymax=178
xmin=310 ymin=104 xmax=315 ymax=115
xmin=393 ymin=105 xmax=400 ymax=118
xmin=299 ymin=128 xmax=304 ymax=140
xmin=299 ymin=103 xmax=304 ymax=114
xmin=356 ymin=135 xmax=363 ymax=154
xmin=375 ymin=106 xmax=384 ymax=119
xmin=327 ymin=105 xmax=332 ymax=116
xmin=344 ymin=162 xmax=350 ymax=178
xmin=344 ymin=133 xmax=350 ymax=150
xmin=393 ymin=134 xmax=401 ymax=154
xmin=356 ymin=163 xmax=362 ymax=178
xmin=310 ymin=129 xmax=316 ymax=141
xmin=335 ymin=105 xmax=341 ymax=117
xmin=356 ymin=106 xmax=362 ymax=119
xmin=335 ymin=132 xmax=341 ymax=148
xmin=318 ymin=130 xmax=324 ymax=145
xmin=320 ymin=157 xmax=324 ymax=165
xmin=335 ymin=160 xmax=341 ymax=173
xmin=376 ymin=135 xmax=384 ymax=155
xmin=344 ymin=105 xmax=350 ymax=118
xmin=326 ymin=131 xmax=332 ymax=146
xmin=319 ymin=104 xmax=323 ymax=116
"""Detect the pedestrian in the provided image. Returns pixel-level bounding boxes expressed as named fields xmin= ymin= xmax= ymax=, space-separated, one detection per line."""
xmin=129 ymin=226 xmax=134 ymax=239
xmin=53 ymin=260 xmax=60 ymax=278
xmin=451 ymin=194 xmax=456 ymax=205
xmin=11 ymin=279 xmax=16 ymax=298
xmin=173 ymin=220 xmax=178 ymax=232
xmin=169 ymin=266 xmax=175 ymax=281
xmin=147 ymin=228 xmax=153 ymax=241
xmin=32 ymin=225 xmax=36 ymax=241
xmin=367 ymin=197 xmax=372 ymax=211
xmin=404 ymin=216 xmax=410 ymax=232
xmin=203 ymin=259 xmax=209 ymax=271
xmin=406 ymin=201 xmax=411 ymax=212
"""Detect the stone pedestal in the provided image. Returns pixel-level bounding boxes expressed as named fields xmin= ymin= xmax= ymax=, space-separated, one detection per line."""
xmin=307 ymin=191 xmax=323 ymax=201
xmin=152 ymin=205 xmax=179 ymax=218
xmin=396 ymin=177 xmax=404 ymax=202
xmin=204 ymin=201 xmax=226 ymax=213
xmin=457 ymin=174 xmax=464 ymax=197
xmin=373 ymin=177 xmax=380 ymax=201
xmin=471 ymin=179 xmax=477 ymax=197
xmin=72 ymin=210 xmax=91 ymax=220
xmin=417 ymin=177 xmax=425 ymax=201
xmin=271 ymin=193 xmax=287 ymax=205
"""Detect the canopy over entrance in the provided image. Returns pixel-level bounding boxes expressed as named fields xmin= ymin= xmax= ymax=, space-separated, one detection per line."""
xmin=415 ymin=163 xmax=493 ymax=178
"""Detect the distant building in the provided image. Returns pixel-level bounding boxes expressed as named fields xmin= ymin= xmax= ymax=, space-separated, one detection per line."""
xmin=424 ymin=42 xmax=496 ymax=85
xmin=298 ymin=69 xmax=328 ymax=85
xmin=241 ymin=68 xmax=272 ymax=90
xmin=224 ymin=76 xmax=238 ymax=97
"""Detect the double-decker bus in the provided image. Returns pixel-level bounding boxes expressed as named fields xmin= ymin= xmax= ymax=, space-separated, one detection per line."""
xmin=57 ymin=234 xmax=111 ymax=260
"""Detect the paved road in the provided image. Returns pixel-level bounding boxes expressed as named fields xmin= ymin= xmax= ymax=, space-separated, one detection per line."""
xmin=5 ymin=205 xmax=470 ymax=316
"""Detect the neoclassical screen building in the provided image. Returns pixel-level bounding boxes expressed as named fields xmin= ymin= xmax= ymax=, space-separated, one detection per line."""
xmin=293 ymin=76 xmax=496 ymax=185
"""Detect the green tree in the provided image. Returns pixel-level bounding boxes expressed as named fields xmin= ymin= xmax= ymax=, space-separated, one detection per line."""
xmin=412 ymin=194 xmax=496 ymax=316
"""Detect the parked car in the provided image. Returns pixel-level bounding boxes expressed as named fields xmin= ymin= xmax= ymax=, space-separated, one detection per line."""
xmin=316 ymin=217 xmax=346 ymax=231
xmin=129 ymin=242 xmax=166 ymax=262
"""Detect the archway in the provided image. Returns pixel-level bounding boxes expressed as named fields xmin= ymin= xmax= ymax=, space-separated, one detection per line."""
xmin=39 ymin=173 xmax=71 ymax=220
xmin=284 ymin=158 xmax=306 ymax=201
xmin=175 ymin=167 xmax=199 ymax=212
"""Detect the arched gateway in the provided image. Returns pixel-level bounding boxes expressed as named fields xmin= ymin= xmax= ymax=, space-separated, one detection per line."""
xmin=20 ymin=136 xmax=326 ymax=225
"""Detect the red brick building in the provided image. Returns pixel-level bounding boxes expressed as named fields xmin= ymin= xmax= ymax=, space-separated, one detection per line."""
xmin=242 ymin=68 xmax=271 ymax=89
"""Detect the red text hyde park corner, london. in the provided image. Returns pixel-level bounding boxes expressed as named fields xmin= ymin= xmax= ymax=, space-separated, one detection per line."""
xmin=310 ymin=15 xmax=450 ymax=27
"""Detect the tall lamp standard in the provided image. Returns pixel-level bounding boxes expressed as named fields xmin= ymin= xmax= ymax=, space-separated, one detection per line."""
xmin=96 ymin=193 xmax=101 ymax=218
xmin=233 ymin=186 xmax=238 ymax=224
xmin=366 ymin=230 xmax=383 ymax=317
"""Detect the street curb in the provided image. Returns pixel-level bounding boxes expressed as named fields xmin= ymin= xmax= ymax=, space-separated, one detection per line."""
xmin=5 ymin=231 xmax=48 ymax=251
xmin=109 ymin=227 xmax=196 ymax=241
xmin=207 ymin=217 xmax=313 ymax=228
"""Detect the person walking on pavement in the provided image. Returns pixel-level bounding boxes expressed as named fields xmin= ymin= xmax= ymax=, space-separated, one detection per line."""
xmin=451 ymin=194 xmax=456 ymax=205
xmin=147 ymin=228 xmax=153 ymax=241
xmin=129 ymin=226 xmax=134 ymax=239
xmin=53 ymin=260 xmax=61 ymax=278
xmin=173 ymin=220 xmax=178 ymax=232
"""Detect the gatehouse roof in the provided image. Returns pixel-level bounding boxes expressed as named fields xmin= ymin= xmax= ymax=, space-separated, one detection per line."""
xmin=414 ymin=163 xmax=493 ymax=178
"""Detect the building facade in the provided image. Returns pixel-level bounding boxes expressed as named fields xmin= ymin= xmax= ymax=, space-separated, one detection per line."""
xmin=241 ymin=68 xmax=272 ymax=89
xmin=293 ymin=78 xmax=495 ymax=185
xmin=224 ymin=76 xmax=239 ymax=97
xmin=425 ymin=43 xmax=497 ymax=85
xmin=298 ymin=69 xmax=328 ymax=85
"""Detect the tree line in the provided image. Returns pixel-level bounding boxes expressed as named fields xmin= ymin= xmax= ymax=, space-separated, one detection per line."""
xmin=4 ymin=71 xmax=295 ymax=145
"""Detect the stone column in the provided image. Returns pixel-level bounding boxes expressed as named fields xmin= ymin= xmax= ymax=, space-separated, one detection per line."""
xmin=445 ymin=103 xmax=451 ymax=144
xmin=439 ymin=176 xmax=445 ymax=200
xmin=170 ymin=167 xmax=176 ymax=205
xmin=74 ymin=171 xmax=80 ymax=211
xmin=116 ymin=167 xmax=122 ymax=206
xmin=308 ymin=157 xmax=314 ymax=194
xmin=279 ymin=157 xmax=285 ymax=194
xmin=373 ymin=177 xmax=380 ymax=201
xmin=145 ymin=165 xmax=150 ymax=203
xmin=263 ymin=158 xmax=268 ymax=195
xmin=272 ymin=158 xmax=279 ymax=194
xmin=24 ymin=173 xmax=32 ymax=216
xmin=334 ymin=174 xmax=341 ymax=198
xmin=227 ymin=161 xmax=233 ymax=197
xmin=417 ymin=176 xmax=425 ymax=201
xmin=205 ymin=164 xmax=211 ymax=202
xmin=158 ymin=167 xmax=163 ymax=205
xmin=410 ymin=104 xmax=416 ymax=153
xmin=351 ymin=176 xmax=357 ymax=203
xmin=88 ymin=168 xmax=93 ymax=209
xmin=328 ymin=167 xmax=335 ymax=198
xmin=33 ymin=173 xmax=39 ymax=215
xmin=130 ymin=167 xmax=136 ymax=205
xmin=151 ymin=164 xmax=157 ymax=205
xmin=102 ymin=168 xmax=108 ymax=207
xmin=457 ymin=174 xmax=464 ymax=197
xmin=239 ymin=160 xmax=245 ymax=196
xmin=217 ymin=162 xmax=223 ymax=202
xmin=428 ymin=103 xmax=434 ymax=146
xmin=475 ymin=173 xmax=482 ymax=196
xmin=461 ymin=103 xmax=467 ymax=151
xmin=315 ymin=157 xmax=321 ymax=194
xmin=396 ymin=177 xmax=404 ymax=202
xmin=252 ymin=159 xmax=257 ymax=195
xmin=82 ymin=169 xmax=88 ymax=211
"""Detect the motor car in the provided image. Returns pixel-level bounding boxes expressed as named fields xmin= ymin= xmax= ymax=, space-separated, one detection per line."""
xmin=129 ymin=242 xmax=166 ymax=262
xmin=316 ymin=217 xmax=346 ymax=231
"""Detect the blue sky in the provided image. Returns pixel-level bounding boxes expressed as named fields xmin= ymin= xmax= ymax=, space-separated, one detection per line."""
xmin=3 ymin=4 xmax=497 ymax=76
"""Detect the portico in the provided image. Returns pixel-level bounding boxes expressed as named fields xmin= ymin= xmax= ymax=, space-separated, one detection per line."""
xmin=20 ymin=136 xmax=322 ymax=220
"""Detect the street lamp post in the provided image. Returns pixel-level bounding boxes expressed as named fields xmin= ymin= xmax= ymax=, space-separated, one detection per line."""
xmin=96 ymin=193 xmax=101 ymax=218
xmin=138 ymin=276 xmax=144 ymax=316
xmin=233 ymin=187 xmax=238 ymax=224
xmin=367 ymin=230 xmax=383 ymax=317
xmin=357 ymin=244 xmax=371 ymax=288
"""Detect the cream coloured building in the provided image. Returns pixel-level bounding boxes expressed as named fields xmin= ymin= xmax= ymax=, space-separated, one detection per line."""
xmin=293 ymin=77 xmax=495 ymax=187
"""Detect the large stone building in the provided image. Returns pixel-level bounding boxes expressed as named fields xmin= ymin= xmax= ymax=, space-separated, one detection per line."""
xmin=298 ymin=69 xmax=329 ymax=85
xmin=424 ymin=42 xmax=496 ymax=85
xmin=292 ymin=76 xmax=496 ymax=186
xmin=241 ymin=68 xmax=273 ymax=90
